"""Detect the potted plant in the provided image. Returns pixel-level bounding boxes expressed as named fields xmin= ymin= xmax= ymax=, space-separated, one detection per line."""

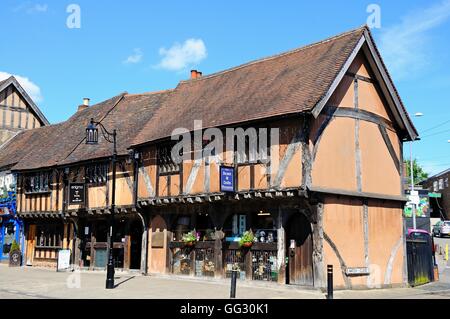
xmin=182 ymin=230 xmax=197 ymax=247
xmin=239 ymin=230 xmax=254 ymax=248
xmin=9 ymin=240 xmax=21 ymax=267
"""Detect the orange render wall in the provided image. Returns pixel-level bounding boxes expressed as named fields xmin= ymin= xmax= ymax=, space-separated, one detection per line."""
xmin=311 ymin=117 xmax=357 ymax=191
xmin=322 ymin=196 xmax=366 ymax=288
xmin=322 ymin=195 xmax=406 ymax=289
xmin=367 ymin=199 xmax=405 ymax=286
xmin=359 ymin=121 xmax=401 ymax=196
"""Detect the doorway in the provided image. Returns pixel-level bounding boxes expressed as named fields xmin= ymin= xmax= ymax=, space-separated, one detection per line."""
xmin=129 ymin=220 xmax=142 ymax=270
xmin=285 ymin=212 xmax=313 ymax=286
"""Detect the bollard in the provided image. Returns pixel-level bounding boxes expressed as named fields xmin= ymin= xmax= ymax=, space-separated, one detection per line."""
xmin=327 ymin=265 xmax=333 ymax=300
xmin=230 ymin=270 xmax=237 ymax=299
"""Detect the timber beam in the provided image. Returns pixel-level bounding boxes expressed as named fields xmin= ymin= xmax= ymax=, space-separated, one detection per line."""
xmin=136 ymin=188 xmax=307 ymax=207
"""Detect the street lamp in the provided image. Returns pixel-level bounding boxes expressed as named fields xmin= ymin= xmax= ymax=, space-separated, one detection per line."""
xmin=86 ymin=118 xmax=117 ymax=289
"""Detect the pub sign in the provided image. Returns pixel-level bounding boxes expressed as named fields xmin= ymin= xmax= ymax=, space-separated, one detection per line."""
xmin=69 ymin=183 xmax=85 ymax=205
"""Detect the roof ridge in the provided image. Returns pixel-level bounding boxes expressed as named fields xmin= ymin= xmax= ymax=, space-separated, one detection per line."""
xmin=179 ymin=25 xmax=367 ymax=84
xmin=125 ymin=89 xmax=174 ymax=97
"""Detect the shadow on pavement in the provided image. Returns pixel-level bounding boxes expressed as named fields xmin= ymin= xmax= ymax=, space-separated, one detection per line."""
xmin=114 ymin=276 xmax=135 ymax=288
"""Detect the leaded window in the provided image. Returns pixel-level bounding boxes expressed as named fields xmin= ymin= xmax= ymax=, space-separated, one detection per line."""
xmin=85 ymin=163 xmax=108 ymax=184
xmin=24 ymin=171 xmax=52 ymax=194
xmin=157 ymin=143 xmax=180 ymax=174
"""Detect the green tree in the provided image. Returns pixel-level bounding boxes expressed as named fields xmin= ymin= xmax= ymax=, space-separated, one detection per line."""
xmin=405 ymin=159 xmax=429 ymax=186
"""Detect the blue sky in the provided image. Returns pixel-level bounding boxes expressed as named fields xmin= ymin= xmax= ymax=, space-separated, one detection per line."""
xmin=0 ymin=0 xmax=449 ymax=176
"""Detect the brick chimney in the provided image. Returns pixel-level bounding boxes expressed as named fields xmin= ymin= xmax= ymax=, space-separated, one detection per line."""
xmin=77 ymin=98 xmax=90 ymax=112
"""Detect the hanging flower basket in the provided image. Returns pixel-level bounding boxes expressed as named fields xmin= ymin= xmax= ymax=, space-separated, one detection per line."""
xmin=182 ymin=230 xmax=198 ymax=247
xmin=239 ymin=230 xmax=255 ymax=249
xmin=242 ymin=241 xmax=253 ymax=248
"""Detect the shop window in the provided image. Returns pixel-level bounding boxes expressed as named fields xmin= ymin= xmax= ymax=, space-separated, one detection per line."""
xmin=157 ymin=143 xmax=180 ymax=175
xmin=173 ymin=216 xmax=191 ymax=241
xmin=223 ymin=212 xmax=277 ymax=242
xmin=94 ymin=223 xmax=108 ymax=242
xmin=251 ymin=211 xmax=277 ymax=243
xmin=36 ymin=224 xmax=63 ymax=248
xmin=223 ymin=214 xmax=246 ymax=238
xmin=24 ymin=171 xmax=52 ymax=194
xmin=85 ymin=163 xmax=108 ymax=185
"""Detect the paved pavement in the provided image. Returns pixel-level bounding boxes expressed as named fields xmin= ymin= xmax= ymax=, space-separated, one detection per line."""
xmin=0 ymin=249 xmax=449 ymax=299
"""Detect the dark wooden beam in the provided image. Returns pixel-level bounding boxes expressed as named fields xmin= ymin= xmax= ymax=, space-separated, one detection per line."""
xmin=378 ymin=125 xmax=401 ymax=174
xmin=346 ymin=72 xmax=374 ymax=83
xmin=325 ymin=106 xmax=395 ymax=131
xmin=308 ymin=186 xmax=408 ymax=202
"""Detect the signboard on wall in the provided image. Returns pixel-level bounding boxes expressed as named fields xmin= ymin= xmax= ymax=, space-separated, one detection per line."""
xmin=220 ymin=166 xmax=235 ymax=193
xmin=69 ymin=183 xmax=85 ymax=205
xmin=57 ymin=249 xmax=71 ymax=272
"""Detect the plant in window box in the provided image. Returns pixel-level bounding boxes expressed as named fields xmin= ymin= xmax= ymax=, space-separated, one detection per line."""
xmin=182 ymin=230 xmax=197 ymax=247
xmin=203 ymin=229 xmax=215 ymax=241
xmin=239 ymin=230 xmax=254 ymax=248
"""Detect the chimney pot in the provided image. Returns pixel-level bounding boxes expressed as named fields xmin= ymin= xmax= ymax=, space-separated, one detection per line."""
xmin=197 ymin=71 xmax=202 ymax=78
xmin=77 ymin=98 xmax=90 ymax=112
xmin=190 ymin=70 xmax=198 ymax=79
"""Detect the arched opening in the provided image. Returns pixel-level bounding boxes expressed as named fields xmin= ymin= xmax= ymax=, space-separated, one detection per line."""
xmin=285 ymin=212 xmax=313 ymax=286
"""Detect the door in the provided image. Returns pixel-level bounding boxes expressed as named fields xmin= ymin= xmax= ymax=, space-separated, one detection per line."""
xmin=129 ymin=221 xmax=142 ymax=270
xmin=26 ymin=225 xmax=36 ymax=265
xmin=286 ymin=213 xmax=314 ymax=286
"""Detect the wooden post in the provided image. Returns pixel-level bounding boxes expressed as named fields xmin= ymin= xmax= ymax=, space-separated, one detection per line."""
xmin=124 ymin=234 xmax=131 ymax=270
xmin=147 ymin=223 xmax=153 ymax=274
xmin=62 ymin=224 xmax=68 ymax=249
xmin=163 ymin=229 xmax=171 ymax=274
xmin=277 ymin=208 xmax=286 ymax=284
xmin=214 ymin=230 xmax=224 ymax=279
xmin=141 ymin=227 xmax=148 ymax=274
xmin=90 ymin=224 xmax=96 ymax=271
xmin=190 ymin=247 xmax=196 ymax=277
xmin=245 ymin=249 xmax=252 ymax=281
xmin=312 ymin=202 xmax=325 ymax=289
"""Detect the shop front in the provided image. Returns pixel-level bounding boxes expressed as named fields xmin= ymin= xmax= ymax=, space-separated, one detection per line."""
xmin=0 ymin=215 xmax=23 ymax=262
xmin=148 ymin=196 xmax=315 ymax=286
xmin=0 ymin=175 xmax=24 ymax=263
xmin=76 ymin=213 xmax=145 ymax=272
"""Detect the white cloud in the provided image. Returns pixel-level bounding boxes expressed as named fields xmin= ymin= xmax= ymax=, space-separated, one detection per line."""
xmin=157 ymin=38 xmax=207 ymax=71
xmin=0 ymin=72 xmax=43 ymax=103
xmin=13 ymin=2 xmax=48 ymax=14
xmin=378 ymin=0 xmax=450 ymax=80
xmin=123 ymin=48 xmax=143 ymax=64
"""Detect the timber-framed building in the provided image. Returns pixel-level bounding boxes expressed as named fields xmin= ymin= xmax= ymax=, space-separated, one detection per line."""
xmin=5 ymin=26 xmax=418 ymax=289
xmin=0 ymin=76 xmax=49 ymax=262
